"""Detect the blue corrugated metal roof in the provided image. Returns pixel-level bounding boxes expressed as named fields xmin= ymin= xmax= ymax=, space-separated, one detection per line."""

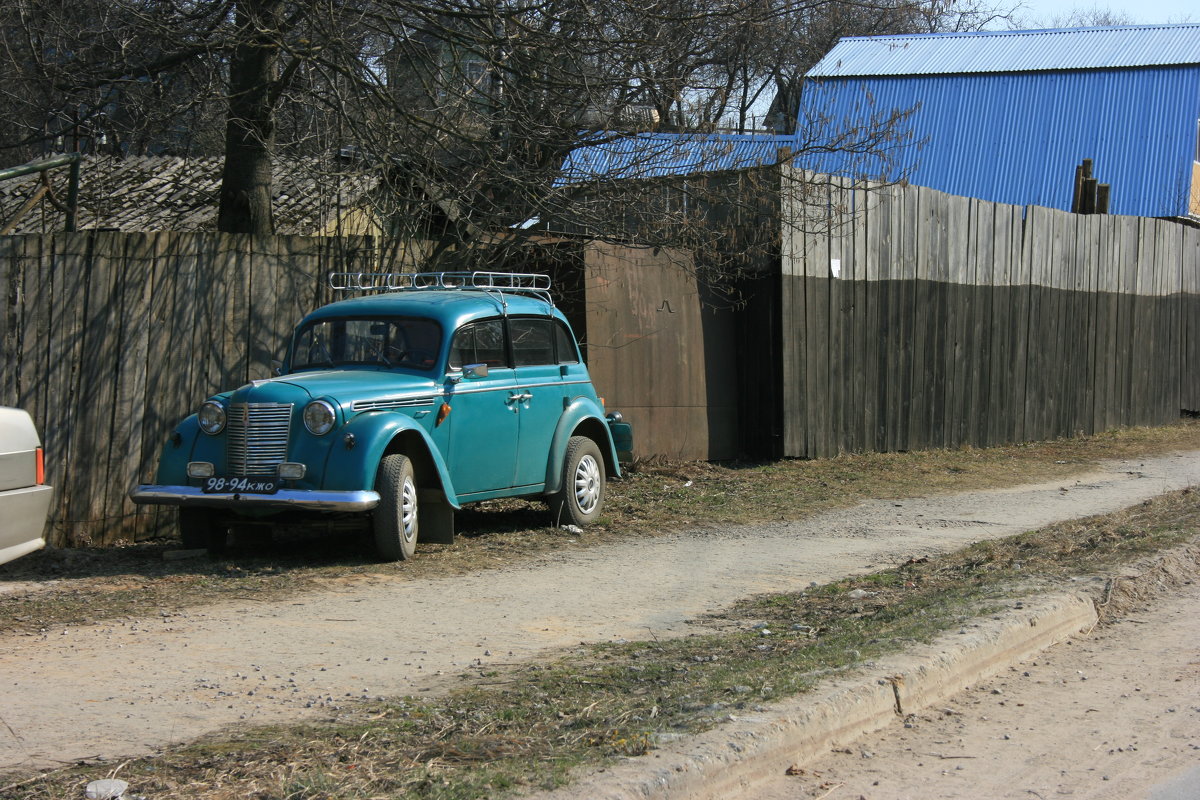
xmin=809 ymin=24 xmax=1200 ymax=77
xmin=798 ymin=65 xmax=1200 ymax=217
xmin=558 ymin=133 xmax=794 ymax=183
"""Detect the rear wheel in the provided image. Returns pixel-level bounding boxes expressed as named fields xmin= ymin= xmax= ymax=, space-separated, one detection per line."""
xmin=550 ymin=436 xmax=605 ymax=527
xmin=373 ymin=454 xmax=419 ymax=560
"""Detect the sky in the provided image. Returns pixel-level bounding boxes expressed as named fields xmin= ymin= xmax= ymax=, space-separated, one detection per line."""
xmin=1012 ymin=0 xmax=1197 ymax=27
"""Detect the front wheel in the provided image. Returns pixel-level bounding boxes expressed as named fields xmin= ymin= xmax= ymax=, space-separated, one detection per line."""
xmin=550 ymin=436 xmax=606 ymax=527
xmin=373 ymin=454 xmax=419 ymax=560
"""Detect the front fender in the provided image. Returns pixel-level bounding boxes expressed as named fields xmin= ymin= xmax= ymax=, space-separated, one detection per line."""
xmin=544 ymin=396 xmax=621 ymax=494
xmin=324 ymin=412 xmax=460 ymax=508
xmin=155 ymin=415 xmax=203 ymax=485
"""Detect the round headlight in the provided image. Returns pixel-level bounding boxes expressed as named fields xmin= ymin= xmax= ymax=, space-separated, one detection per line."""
xmin=303 ymin=400 xmax=336 ymax=435
xmin=198 ymin=401 xmax=226 ymax=435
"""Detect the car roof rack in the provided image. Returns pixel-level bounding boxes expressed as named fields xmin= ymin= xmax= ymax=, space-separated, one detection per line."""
xmin=329 ymin=271 xmax=553 ymax=305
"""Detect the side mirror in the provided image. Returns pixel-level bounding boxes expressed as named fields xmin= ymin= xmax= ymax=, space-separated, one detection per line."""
xmin=463 ymin=363 xmax=489 ymax=379
xmin=271 ymin=359 xmax=284 ymax=377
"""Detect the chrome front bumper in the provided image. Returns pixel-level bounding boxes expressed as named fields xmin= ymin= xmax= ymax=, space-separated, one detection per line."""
xmin=129 ymin=485 xmax=380 ymax=512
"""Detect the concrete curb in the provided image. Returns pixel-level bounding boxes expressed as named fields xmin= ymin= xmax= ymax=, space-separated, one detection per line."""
xmin=535 ymin=592 xmax=1098 ymax=800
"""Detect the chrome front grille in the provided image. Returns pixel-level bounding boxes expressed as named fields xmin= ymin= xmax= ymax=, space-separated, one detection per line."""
xmin=226 ymin=402 xmax=293 ymax=475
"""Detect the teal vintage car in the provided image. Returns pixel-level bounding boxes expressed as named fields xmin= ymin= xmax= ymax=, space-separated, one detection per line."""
xmin=130 ymin=272 xmax=632 ymax=560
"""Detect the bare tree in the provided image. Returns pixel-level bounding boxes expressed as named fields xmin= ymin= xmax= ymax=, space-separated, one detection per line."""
xmin=0 ymin=0 xmax=999 ymax=247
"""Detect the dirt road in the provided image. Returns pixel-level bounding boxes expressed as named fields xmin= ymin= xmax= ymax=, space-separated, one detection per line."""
xmin=751 ymin=573 xmax=1200 ymax=800
xmin=1 ymin=451 xmax=1197 ymax=774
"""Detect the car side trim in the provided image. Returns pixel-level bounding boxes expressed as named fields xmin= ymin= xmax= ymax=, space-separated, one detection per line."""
xmin=129 ymin=485 xmax=380 ymax=512
xmin=444 ymin=378 xmax=593 ymax=397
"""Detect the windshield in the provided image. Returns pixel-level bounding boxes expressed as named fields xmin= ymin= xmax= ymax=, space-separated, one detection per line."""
xmin=290 ymin=317 xmax=442 ymax=372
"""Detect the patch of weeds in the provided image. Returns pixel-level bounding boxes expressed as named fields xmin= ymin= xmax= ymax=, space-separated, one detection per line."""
xmin=12 ymin=489 xmax=1198 ymax=800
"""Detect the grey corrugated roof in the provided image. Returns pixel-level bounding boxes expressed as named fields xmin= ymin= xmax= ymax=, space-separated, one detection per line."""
xmin=0 ymin=155 xmax=378 ymax=235
xmin=558 ymin=133 xmax=795 ymax=183
xmin=808 ymin=24 xmax=1200 ymax=77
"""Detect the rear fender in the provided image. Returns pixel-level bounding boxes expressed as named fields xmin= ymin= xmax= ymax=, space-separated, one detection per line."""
xmin=543 ymin=397 xmax=621 ymax=494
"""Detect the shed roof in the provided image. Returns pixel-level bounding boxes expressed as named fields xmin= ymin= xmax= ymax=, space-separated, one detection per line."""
xmin=558 ymin=133 xmax=794 ymax=184
xmin=0 ymin=154 xmax=378 ymax=235
xmin=808 ymin=24 xmax=1200 ymax=77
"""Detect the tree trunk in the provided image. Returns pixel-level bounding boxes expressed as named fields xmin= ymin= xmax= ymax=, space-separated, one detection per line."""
xmin=217 ymin=0 xmax=282 ymax=235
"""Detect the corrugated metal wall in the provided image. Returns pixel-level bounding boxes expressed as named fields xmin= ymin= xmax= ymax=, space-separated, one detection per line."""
xmin=799 ymin=65 xmax=1200 ymax=218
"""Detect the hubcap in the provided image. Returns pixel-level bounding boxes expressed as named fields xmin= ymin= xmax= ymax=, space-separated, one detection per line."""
xmin=401 ymin=476 xmax=418 ymax=542
xmin=573 ymin=454 xmax=601 ymax=514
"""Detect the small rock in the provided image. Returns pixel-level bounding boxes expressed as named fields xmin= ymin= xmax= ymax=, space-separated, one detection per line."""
xmin=561 ymin=524 xmax=583 ymax=534
xmin=85 ymin=779 xmax=129 ymax=800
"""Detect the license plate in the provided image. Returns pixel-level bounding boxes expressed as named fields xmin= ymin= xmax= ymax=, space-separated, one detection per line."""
xmin=201 ymin=476 xmax=280 ymax=494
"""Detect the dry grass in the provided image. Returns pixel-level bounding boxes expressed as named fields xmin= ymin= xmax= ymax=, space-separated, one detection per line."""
xmin=1 ymin=420 xmax=1199 ymax=636
xmin=8 ymin=487 xmax=1200 ymax=800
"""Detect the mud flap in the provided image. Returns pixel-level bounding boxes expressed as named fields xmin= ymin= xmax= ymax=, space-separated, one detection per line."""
xmin=418 ymin=490 xmax=455 ymax=544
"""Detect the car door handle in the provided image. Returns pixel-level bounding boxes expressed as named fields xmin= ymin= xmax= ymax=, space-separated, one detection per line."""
xmin=508 ymin=392 xmax=533 ymax=403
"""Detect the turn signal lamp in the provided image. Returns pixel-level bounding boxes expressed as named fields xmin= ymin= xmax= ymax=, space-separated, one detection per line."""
xmin=187 ymin=461 xmax=216 ymax=478
xmin=277 ymin=462 xmax=307 ymax=480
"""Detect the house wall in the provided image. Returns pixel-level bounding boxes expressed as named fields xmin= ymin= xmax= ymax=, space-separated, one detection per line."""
xmin=780 ymin=168 xmax=1200 ymax=458
xmin=799 ymin=65 xmax=1200 ymax=218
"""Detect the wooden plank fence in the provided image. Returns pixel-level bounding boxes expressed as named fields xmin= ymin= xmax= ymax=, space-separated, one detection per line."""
xmin=4 ymin=176 xmax=1198 ymax=545
xmin=1 ymin=231 xmax=372 ymax=546
xmin=780 ymin=168 xmax=1200 ymax=458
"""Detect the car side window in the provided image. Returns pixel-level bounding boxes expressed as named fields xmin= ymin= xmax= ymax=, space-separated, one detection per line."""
xmin=511 ymin=318 xmax=555 ymax=367
xmin=449 ymin=319 xmax=508 ymax=369
xmin=554 ymin=322 xmax=580 ymax=364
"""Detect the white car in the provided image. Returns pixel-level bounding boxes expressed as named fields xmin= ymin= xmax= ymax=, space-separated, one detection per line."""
xmin=0 ymin=407 xmax=51 ymax=564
